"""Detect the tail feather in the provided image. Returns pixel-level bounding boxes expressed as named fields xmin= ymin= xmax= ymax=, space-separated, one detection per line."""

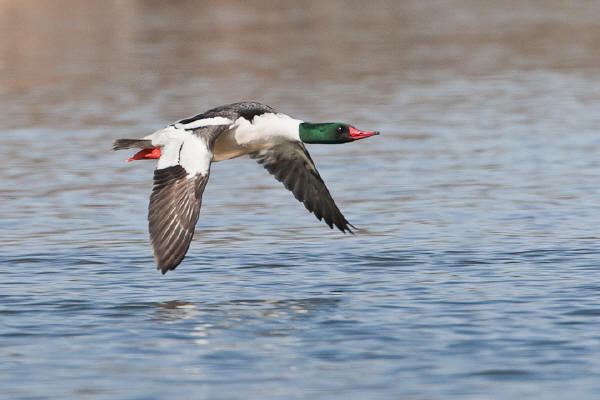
xmin=113 ymin=139 xmax=153 ymax=151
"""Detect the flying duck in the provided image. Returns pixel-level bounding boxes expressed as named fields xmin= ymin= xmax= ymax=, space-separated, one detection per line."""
xmin=113 ymin=102 xmax=379 ymax=274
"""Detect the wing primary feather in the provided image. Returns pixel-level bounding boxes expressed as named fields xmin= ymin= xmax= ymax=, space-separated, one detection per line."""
xmin=148 ymin=165 xmax=210 ymax=273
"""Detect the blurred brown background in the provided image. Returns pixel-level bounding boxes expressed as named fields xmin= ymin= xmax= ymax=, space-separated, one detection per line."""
xmin=2 ymin=0 xmax=599 ymax=130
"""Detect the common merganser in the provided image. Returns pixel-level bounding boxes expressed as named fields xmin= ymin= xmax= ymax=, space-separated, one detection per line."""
xmin=113 ymin=102 xmax=379 ymax=274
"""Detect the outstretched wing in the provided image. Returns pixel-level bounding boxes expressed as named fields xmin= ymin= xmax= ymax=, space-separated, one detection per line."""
xmin=250 ymin=142 xmax=354 ymax=233
xmin=148 ymin=166 xmax=209 ymax=274
xmin=145 ymin=123 xmax=231 ymax=273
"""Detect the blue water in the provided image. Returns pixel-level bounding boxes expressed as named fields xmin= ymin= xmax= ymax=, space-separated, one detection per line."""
xmin=2 ymin=1 xmax=600 ymax=399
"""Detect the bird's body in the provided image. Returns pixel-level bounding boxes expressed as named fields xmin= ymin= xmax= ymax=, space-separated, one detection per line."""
xmin=114 ymin=102 xmax=378 ymax=273
xmin=213 ymin=110 xmax=302 ymax=161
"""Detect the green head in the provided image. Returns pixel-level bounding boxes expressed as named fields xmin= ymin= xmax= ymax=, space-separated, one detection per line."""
xmin=299 ymin=122 xmax=379 ymax=144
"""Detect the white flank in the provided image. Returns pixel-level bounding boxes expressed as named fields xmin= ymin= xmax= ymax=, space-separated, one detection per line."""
xmin=144 ymin=125 xmax=212 ymax=176
xmin=175 ymin=116 xmax=232 ymax=130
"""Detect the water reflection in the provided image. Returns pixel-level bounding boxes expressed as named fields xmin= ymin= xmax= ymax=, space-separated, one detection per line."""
xmin=150 ymin=297 xmax=342 ymax=349
xmin=2 ymin=0 xmax=600 ymax=398
xmin=152 ymin=297 xmax=340 ymax=322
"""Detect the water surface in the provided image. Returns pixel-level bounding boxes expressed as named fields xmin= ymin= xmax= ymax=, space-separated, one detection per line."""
xmin=1 ymin=1 xmax=600 ymax=399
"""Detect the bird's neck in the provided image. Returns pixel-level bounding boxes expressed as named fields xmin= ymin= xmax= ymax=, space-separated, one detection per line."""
xmin=232 ymin=112 xmax=302 ymax=143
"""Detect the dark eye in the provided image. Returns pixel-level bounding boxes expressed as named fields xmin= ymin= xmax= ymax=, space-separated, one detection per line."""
xmin=336 ymin=126 xmax=344 ymax=133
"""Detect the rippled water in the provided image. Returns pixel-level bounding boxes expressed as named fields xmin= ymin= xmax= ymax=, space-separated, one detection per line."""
xmin=2 ymin=1 xmax=600 ymax=398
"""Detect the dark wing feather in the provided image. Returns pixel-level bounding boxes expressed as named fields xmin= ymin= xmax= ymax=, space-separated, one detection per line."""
xmin=250 ymin=142 xmax=354 ymax=233
xmin=178 ymin=102 xmax=275 ymax=124
xmin=148 ymin=165 xmax=209 ymax=274
xmin=113 ymin=139 xmax=153 ymax=150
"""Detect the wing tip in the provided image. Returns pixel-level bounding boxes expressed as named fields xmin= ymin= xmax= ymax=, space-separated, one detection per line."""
xmin=154 ymin=250 xmax=185 ymax=274
xmin=152 ymin=243 xmax=190 ymax=275
xmin=346 ymin=223 xmax=358 ymax=234
xmin=329 ymin=217 xmax=357 ymax=234
xmin=158 ymin=263 xmax=178 ymax=274
xmin=337 ymin=222 xmax=357 ymax=234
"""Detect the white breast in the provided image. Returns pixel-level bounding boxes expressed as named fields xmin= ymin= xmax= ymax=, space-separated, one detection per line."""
xmin=213 ymin=113 xmax=302 ymax=162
